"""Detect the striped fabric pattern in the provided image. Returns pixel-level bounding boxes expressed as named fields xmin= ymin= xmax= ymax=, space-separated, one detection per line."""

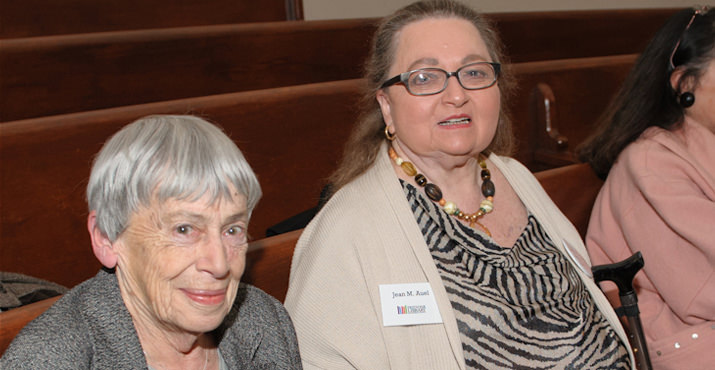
xmin=402 ymin=182 xmax=630 ymax=369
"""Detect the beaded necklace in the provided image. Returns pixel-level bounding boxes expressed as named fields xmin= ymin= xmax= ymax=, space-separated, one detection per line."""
xmin=388 ymin=146 xmax=495 ymax=236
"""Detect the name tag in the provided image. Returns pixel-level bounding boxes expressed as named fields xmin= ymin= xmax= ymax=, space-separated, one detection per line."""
xmin=379 ymin=282 xmax=443 ymax=327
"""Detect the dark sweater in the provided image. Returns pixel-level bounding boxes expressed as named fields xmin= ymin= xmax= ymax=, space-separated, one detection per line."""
xmin=0 ymin=269 xmax=302 ymax=369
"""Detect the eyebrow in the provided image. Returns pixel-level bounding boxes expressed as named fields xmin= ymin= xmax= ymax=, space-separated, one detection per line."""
xmin=163 ymin=210 xmax=247 ymax=226
xmin=406 ymin=54 xmax=488 ymax=71
xmin=222 ymin=212 xmax=248 ymax=226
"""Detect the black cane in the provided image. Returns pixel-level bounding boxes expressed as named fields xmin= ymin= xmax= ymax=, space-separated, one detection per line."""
xmin=592 ymin=251 xmax=653 ymax=370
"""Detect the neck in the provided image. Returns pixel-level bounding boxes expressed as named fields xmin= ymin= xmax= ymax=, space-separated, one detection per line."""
xmin=142 ymin=337 xmax=212 ymax=370
xmin=391 ymin=143 xmax=485 ymax=206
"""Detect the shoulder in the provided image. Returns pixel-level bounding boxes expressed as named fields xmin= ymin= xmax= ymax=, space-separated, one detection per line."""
xmin=613 ymin=126 xmax=696 ymax=185
xmin=0 ymin=273 xmax=109 ymax=367
xmin=220 ymin=284 xmax=301 ymax=369
xmin=233 ymin=283 xmax=290 ymax=320
xmin=2 ymin=271 xmax=145 ymax=369
xmin=490 ymin=154 xmax=537 ymax=180
xmin=298 ymin=159 xmax=394 ymax=248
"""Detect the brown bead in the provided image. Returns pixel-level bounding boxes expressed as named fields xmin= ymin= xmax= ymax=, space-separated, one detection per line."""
xmin=424 ymin=183 xmax=443 ymax=202
xmin=482 ymin=180 xmax=495 ymax=197
xmin=415 ymin=174 xmax=427 ymax=186
xmin=481 ymin=169 xmax=491 ymax=181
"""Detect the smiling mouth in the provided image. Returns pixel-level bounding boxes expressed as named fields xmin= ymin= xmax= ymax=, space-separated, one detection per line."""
xmin=182 ymin=289 xmax=227 ymax=306
xmin=438 ymin=117 xmax=471 ymax=126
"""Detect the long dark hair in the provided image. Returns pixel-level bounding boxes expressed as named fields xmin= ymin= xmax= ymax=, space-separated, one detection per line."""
xmin=577 ymin=7 xmax=714 ymax=179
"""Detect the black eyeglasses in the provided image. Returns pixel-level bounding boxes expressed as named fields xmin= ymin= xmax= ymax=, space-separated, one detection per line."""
xmin=380 ymin=62 xmax=501 ymax=96
xmin=669 ymin=6 xmax=708 ymax=70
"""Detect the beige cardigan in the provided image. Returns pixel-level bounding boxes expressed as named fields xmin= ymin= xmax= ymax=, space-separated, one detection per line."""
xmin=285 ymin=144 xmax=635 ymax=369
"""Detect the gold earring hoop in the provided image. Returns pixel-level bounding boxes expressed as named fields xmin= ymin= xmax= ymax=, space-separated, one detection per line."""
xmin=384 ymin=125 xmax=396 ymax=141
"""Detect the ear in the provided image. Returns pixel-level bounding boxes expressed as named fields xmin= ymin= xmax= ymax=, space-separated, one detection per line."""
xmin=670 ymin=68 xmax=694 ymax=93
xmin=376 ymin=89 xmax=393 ymax=126
xmin=87 ymin=211 xmax=119 ymax=268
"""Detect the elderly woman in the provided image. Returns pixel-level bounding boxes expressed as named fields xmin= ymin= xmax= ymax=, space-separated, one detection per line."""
xmin=285 ymin=1 xmax=634 ymax=369
xmin=0 ymin=115 xmax=302 ymax=369
xmin=579 ymin=7 xmax=714 ymax=370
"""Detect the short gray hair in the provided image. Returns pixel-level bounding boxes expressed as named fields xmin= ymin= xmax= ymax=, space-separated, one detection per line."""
xmin=87 ymin=115 xmax=262 ymax=241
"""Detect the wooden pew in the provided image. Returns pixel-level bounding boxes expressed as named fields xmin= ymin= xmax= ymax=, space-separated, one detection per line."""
xmin=0 ymin=19 xmax=375 ymax=122
xmin=0 ymin=296 xmax=61 ymax=356
xmin=0 ymin=9 xmax=674 ymax=122
xmin=510 ymin=54 xmax=637 ymax=171
xmin=535 ymin=163 xmax=604 ymax=238
xmin=0 ymin=0 xmax=303 ymax=38
xmin=0 ymin=79 xmax=363 ymax=288
xmin=0 ymin=162 xmax=603 ymax=356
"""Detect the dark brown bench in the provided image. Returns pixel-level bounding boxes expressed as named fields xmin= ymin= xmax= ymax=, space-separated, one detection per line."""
xmin=511 ymin=54 xmax=637 ymax=170
xmin=0 ymin=162 xmax=603 ymax=356
xmin=0 ymin=0 xmax=303 ymax=38
xmin=0 ymin=19 xmax=376 ymax=122
xmin=0 ymin=9 xmax=674 ymax=122
xmin=0 ymin=79 xmax=363 ymax=288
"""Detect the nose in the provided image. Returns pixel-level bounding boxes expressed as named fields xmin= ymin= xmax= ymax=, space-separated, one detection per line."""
xmin=196 ymin=234 xmax=230 ymax=278
xmin=441 ymin=75 xmax=469 ymax=106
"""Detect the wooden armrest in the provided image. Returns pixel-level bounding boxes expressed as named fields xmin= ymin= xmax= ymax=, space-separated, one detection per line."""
xmin=0 ymin=295 xmax=61 ymax=355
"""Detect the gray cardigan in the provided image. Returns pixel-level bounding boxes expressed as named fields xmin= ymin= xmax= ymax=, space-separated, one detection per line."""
xmin=1 ymin=269 xmax=302 ymax=369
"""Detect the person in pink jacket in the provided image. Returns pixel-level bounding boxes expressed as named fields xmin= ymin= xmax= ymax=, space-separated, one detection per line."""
xmin=578 ymin=7 xmax=714 ymax=370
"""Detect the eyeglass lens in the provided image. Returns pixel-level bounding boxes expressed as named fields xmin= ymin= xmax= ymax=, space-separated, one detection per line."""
xmin=406 ymin=63 xmax=496 ymax=95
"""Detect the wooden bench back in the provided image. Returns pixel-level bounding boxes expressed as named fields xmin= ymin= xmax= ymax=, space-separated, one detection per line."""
xmin=0 ymin=79 xmax=363 ymax=288
xmin=511 ymin=54 xmax=637 ymax=170
xmin=0 ymin=20 xmax=375 ymax=122
xmin=0 ymin=0 xmax=303 ymax=38
xmin=0 ymin=9 xmax=674 ymax=122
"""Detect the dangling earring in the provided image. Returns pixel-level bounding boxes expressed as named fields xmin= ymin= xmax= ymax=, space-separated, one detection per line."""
xmin=384 ymin=125 xmax=396 ymax=141
xmin=679 ymin=92 xmax=695 ymax=108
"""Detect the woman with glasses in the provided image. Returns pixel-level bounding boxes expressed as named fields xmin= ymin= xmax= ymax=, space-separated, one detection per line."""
xmin=284 ymin=1 xmax=634 ymax=369
xmin=579 ymin=7 xmax=714 ymax=370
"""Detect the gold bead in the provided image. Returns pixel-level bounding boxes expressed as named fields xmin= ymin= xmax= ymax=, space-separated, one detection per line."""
xmin=443 ymin=201 xmax=457 ymax=214
xmin=400 ymin=161 xmax=417 ymax=176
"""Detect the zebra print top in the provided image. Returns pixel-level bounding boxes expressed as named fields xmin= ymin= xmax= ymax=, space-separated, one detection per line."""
xmin=401 ymin=181 xmax=630 ymax=369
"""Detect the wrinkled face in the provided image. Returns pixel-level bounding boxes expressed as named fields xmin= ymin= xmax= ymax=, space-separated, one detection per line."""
xmin=114 ymin=188 xmax=249 ymax=335
xmin=377 ymin=17 xmax=501 ymax=162
xmin=687 ymin=60 xmax=715 ymax=134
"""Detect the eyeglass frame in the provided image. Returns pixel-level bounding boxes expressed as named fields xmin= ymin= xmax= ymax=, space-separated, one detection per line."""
xmin=669 ymin=6 xmax=709 ymax=71
xmin=379 ymin=62 xmax=501 ymax=96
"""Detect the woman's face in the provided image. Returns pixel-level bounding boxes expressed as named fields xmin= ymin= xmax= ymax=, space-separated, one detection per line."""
xmin=114 ymin=188 xmax=249 ymax=335
xmin=377 ymin=17 xmax=501 ymax=162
